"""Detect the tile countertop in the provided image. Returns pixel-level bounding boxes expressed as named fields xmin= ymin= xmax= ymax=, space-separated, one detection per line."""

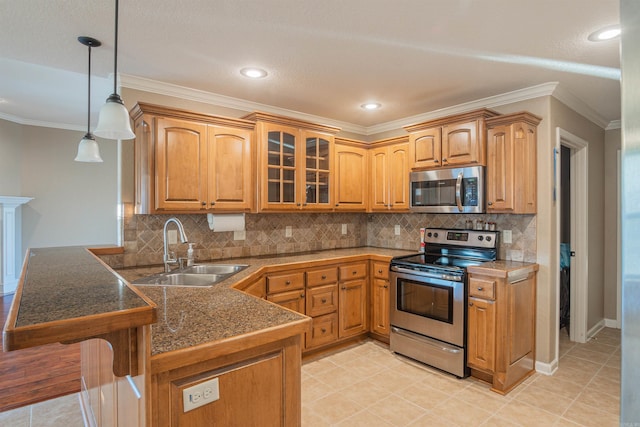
xmin=115 ymin=247 xmax=416 ymax=357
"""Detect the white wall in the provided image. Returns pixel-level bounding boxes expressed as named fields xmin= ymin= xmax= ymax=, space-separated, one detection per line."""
xmin=0 ymin=121 xmax=119 ymax=249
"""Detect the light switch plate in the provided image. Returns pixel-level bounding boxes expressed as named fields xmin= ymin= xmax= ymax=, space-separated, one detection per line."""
xmin=394 ymin=225 xmax=401 ymax=236
xmin=167 ymin=229 xmax=178 ymax=244
xmin=234 ymin=230 xmax=246 ymax=241
xmin=183 ymin=377 xmax=219 ymax=412
xmin=341 ymin=224 xmax=347 ymax=235
xmin=503 ymin=230 xmax=512 ymax=244
xmin=285 ymin=226 xmax=292 ymax=238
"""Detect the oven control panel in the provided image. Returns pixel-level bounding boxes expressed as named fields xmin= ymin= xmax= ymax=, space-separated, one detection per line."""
xmin=423 ymin=228 xmax=499 ymax=249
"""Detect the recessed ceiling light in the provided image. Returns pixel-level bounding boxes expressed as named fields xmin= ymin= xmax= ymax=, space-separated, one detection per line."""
xmin=361 ymin=102 xmax=382 ymax=110
xmin=240 ymin=67 xmax=267 ymax=78
xmin=588 ymin=25 xmax=621 ymax=41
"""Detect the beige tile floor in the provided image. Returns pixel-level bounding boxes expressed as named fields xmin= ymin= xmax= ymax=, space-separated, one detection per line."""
xmin=302 ymin=327 xmax=621 ymax=427
xmin=0 ymin=328 xmax=620 ymax=427
xmin=0 ymin=393 xmax=84 ymax=427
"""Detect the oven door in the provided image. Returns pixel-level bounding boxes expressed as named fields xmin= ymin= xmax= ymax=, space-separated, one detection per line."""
xmin=389 ymin=267 xmax=465 ymax=347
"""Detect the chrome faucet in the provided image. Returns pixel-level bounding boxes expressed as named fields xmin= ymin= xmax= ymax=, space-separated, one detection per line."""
xmin=163 ymin=217 xmax=188 ymax=272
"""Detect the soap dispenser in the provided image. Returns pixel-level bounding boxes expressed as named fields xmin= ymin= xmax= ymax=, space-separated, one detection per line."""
xmin=187 ymin=243 xmax=195 ymax=266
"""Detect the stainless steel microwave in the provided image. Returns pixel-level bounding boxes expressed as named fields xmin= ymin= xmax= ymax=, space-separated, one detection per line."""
xmin=409 ymin=166 xmax=484 ymax=213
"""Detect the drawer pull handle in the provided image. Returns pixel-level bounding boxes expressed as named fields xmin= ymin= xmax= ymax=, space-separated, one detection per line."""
xmin=352 ymin=271 xmax=357 ymax=275
xmin=341 ymin=286 xmax=347 ymax=290
xmin=300 ymin=293 xmax=305 ymax=298
xmin=383 ymin=285 xmax=388 ymax=289
xmin=477 ymin=287 xmax=484 ymax=291
xmin=285 ymin=280 xmax=291 ymax=285
xmin=321 ymin=275 xmax=327 ymax=280
xmin=321 ymin=298 xmax=327 ymax=303
xmin=469 ymin=302 xmax=474 ymax=307
xmin=321 ymin=328 xmax=326 ymax=333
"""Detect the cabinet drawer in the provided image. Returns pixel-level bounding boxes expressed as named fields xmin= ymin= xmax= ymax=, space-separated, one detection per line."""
xmin=306 ymin=313 xmax=339 ymax=349
xmin=306 ymin=284 xmax=338 ymax=317
xmin=339 ymin=263 xmax=368 ymax=281
xmin=267 ymin=271 xmax=304 ymax=294
xmin=469 ymin=277 xmax=496 ymax=300
xmin=306 ymin=267 xmax=338 ymax=287
xmin=372 ymin=262 xmax=389 ymax=279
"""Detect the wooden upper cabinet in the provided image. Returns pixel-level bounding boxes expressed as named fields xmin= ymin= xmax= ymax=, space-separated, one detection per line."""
xmin=485 ymin=112 xmax=541 ymax=214
xmin=369 ymin=138 xmax=410 ymax=212
xmin=334 ymin=140 xmax=368 ymax=211
xmin=207 ymin=126 xmax=253 ymax=210
xmin=155 ymin=118 xmax=208 ymax=211
xmin=405 ymin=108 xmax=500 ymax=170
xmin=244 ymin=112 xmax=340 ymax=212
xmin=130 ymin=103 xmax=255 ymax=214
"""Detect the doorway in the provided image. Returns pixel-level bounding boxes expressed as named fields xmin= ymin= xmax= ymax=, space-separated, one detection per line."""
xmin=556 ymin=128 xmax=589 ymax=344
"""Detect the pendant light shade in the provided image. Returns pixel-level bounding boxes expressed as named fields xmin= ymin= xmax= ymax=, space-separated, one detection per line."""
xmin=75 ymin=134 xmax=103 ymax=162
xmin=75 ymin=36 xmax=104 ymax=163
xmin=94 ymin=0 xmax=135 ymax=140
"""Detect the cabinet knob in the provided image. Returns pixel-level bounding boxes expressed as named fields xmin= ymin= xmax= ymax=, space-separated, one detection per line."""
xmin=488 ymin=201 xmax=493 ymax=206
xmin=285 ymin=280 xmax=291 ymax=285
xmin=321 ymin=298 xmax=327 ymax=304
xmin=296 ymin=203 xmax=301 ymax=206
xmin=321 ymin=328 xmax=326 ymax=334
xmin=335 ymin=204 xmax=339 ymax=207
xmin=389 ymin=204 xmax=393 ymax=207
xmin=469 ymin=302 xmax=474 ymax=307
xmin=201 ymin=201 xmax=207 ymax=206
xmin=477 ymin=287 xmax=484 ymax=291
xmin=377 ymin=269 xmax=383 ymax=274
xmin=300 ymin=293 xmax=305 ymax=298
xmin=303 ymin=203 xmax=307 ymax=206
xmin=210 ymin=201 xmax=215 ymax=206
xmin=321 ymin=275 xmax=327 ymax=280
xmin=383 ymin=285 xmax=388 ymax=289
xmin=341 ymin=286 xmax=347 ymax=290
xmin=442 ymin=158 xmax=447 ymax=163
xmin=352 ymin=271 xmax=357 ymax=275
xmin=434 ymin=159 xmax=439 ymax=163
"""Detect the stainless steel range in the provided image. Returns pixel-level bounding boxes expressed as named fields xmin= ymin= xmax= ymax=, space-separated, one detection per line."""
xmin=389 ymin=228 xmax=499 ymax=378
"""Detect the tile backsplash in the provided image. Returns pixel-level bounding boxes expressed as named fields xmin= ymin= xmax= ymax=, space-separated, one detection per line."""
xmin=101 ymin=205 xmax=535 ymax=269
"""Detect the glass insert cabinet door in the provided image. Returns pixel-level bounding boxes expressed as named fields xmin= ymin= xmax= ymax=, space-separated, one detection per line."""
xmin=304 ymin=135 xmax=331 ymax=206
xmin=267 ymin=129 xmax=297 ymax=204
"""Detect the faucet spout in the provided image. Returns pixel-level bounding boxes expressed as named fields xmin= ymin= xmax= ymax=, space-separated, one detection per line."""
xmin=163 ymin=217 xmax=189 ymax=272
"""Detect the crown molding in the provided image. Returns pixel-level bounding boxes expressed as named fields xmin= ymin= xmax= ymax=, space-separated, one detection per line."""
xmin=368 ymin=82 xmax=559 ymax=135
xmin=551 ymin=84 xmax=611 ymax=129
xmin=0 ymin=111 xmax=84 ymax=132
xmin=119 ymin=74 xmax=367 ymax=135
xmin=606 ymin=120 xmax=621 ymax=130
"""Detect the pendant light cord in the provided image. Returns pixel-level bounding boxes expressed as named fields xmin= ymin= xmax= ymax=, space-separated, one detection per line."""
xmin=87 ymin=43 xmax=92 ymax=135
xmin=113 ymin=0 xmax=119 ymax=94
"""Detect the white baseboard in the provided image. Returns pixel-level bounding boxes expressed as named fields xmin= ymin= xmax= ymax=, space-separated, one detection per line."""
xmin=535 ymin=358 xmax=558 ymax=376
xmin=604 ymin=318 xmax=621 ymax=329
xmin=587 ymin=319 xmax=606 ymax=341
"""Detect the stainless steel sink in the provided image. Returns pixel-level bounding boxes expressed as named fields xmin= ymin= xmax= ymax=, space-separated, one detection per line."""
xmin=132 ymin=264 xmax=248 ymax=287
xmin=182 ymin=264 xmax=248 ymax=275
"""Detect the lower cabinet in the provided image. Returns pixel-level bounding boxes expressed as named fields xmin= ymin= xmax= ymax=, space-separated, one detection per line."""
xmin=467 ymin=264 xmax=538 ymax=394
xmin=371 ymin=261 xmax=391 ymax=340
xmin=338 ymin=262 xmax=368 ymax=338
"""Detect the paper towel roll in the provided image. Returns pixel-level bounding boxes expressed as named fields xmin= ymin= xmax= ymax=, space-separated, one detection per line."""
xmin=207 ymin=213 xmax=245 ymax=232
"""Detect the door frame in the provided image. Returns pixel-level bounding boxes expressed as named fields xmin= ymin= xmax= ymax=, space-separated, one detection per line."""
xmin=556 ymin=128 xmax=589 ymax=344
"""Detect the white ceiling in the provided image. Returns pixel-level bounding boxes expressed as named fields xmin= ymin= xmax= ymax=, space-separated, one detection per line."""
xmin=0 ymin=0 xmax=621 ymax=134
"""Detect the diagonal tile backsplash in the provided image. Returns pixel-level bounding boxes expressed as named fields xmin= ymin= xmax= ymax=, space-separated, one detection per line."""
xmin=100 ymin=204 xmax=536 ymax=269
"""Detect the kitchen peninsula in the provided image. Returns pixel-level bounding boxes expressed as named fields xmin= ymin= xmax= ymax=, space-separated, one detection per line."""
xmin=4 ymin=245 xmax=414 ymax=426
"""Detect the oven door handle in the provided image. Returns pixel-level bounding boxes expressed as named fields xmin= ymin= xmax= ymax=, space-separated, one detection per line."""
xmin=390 ymin=266 xmax=462 ymax=282
xmin=455 ymin=171 xmax=463 ymax=212
xmin=391 ymin=327 xmax=462 ymax=354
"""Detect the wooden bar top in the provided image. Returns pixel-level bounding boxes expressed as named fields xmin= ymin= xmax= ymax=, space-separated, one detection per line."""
xmin=2 ymin=247 xmax=157 ymax=352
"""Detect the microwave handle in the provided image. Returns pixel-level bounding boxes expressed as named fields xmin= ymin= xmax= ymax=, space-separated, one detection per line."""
xmin=455 ymin=172 xmax=463 ymax=212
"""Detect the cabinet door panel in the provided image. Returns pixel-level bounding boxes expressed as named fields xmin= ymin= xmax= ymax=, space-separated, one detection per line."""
xmin=306 ymin=313 xmax=339 ymax=348
xmin=369 ymin=147 xmax=389 ymax=211
xmin=389 ymin=143 xmax=409 ymax=210
xmin=410 ymin=128 xmax=441 ymax=169
xmin=486 ymin=124 xmax=514 ymax=211
xmin=372 ymin=278 xmax=390 ymax=336
xmin=267 ymin=289 xmax=305 ymax=314
xmin=442 ymin=120 xmax=479 ymax=166
xmin=262 ymin=124 xmax=299 ymax=209
xmin=156 ymin=118 xmax=207 ymax=210
xmin=334 ymin=145 xmax=367 ymax=210
xmin=208 ymin=126 xmax=252 ymax=210
xmin=306 ymin=284 xmax=338 ymax=317
xmin=467 ymin=297 xmax=495 ymax=371
xmin=302 ymin=133 xmax=332 ymax=209
xmin=339 ymin=278 xmax=367 ymax=338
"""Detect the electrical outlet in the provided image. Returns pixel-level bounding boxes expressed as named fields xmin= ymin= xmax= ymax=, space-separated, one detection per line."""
xmin=394 ymin=225 xmax=401 ymax=236
xmin=285 ymin=226 xmax=292 ymax=238
xmin=168 ymin=229 xmax=178 ymax=244
xmin=503 ymin=230 xmax=513 ymax=244
xmin=183 ymin=378 xmax=219 ymax=412
xmin=234 ymin=230 xmax=246 ymax=241
xmin=341 ymin=224 xmax=347 ymax=235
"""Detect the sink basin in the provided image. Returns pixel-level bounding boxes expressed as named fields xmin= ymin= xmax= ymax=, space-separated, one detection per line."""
xmin=182 ymin=264 xmax=248 ymax=275
xmin=132 ymin=264 xmax=248 ymax=287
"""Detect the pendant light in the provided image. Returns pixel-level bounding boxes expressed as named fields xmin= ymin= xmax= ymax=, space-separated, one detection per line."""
xmin=94 ymin=0 xmax=135 ymax=140
xmin=75 ymin=36 xmax=104 ymax=163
